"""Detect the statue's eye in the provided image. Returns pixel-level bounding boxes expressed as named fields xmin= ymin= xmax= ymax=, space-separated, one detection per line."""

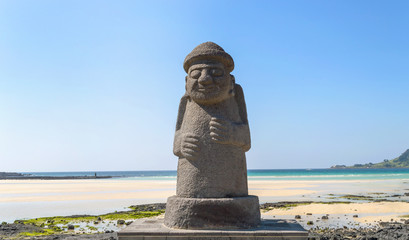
xmin=211 ymin=68 xmax=223 ymax=77
xmin=190 ymin=70 xmax=201 ymax=79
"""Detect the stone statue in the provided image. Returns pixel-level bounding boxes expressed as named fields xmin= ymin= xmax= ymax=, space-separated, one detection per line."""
xmin=164 ymin=42 xmax=260 ymax=230
xmin=118 ymin=42 xmax=308 ymax=239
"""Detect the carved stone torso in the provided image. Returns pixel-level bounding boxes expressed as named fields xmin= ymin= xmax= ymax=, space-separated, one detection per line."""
xmin=176 ymin=97 xmax=248 ymax=198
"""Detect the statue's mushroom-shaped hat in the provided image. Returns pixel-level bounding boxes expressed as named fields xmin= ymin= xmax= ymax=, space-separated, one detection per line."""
xmin=184 ymin=42 xmax=234 ymax=73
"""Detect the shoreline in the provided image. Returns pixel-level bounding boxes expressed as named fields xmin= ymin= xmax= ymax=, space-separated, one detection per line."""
xmin=1 ymin=201 xmax=409 ymax=239
xmin=3 ymin=167 xmax=409 ymax=181
xmin=1 ymin=177 xmax=409 ymax=238
xmin=1 ymin=178 xmax=409 ymax=222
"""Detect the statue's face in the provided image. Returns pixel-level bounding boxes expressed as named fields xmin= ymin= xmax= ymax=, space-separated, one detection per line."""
xmin=186 ymin=61 xmax=233 ymax=105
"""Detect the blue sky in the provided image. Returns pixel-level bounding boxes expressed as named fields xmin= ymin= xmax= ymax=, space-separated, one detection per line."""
xmin=0 ymin=0 xmax=408 ymax=171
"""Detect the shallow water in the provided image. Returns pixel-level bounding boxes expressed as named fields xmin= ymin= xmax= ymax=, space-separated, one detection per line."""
xmin=23 ymin=168 xmax=409 ymax=181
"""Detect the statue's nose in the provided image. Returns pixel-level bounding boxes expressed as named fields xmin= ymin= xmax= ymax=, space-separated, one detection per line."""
xmin=198 ymin=70 xmax=213 ymax=85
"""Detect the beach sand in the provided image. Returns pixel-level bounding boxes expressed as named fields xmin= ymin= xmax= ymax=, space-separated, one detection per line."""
xmin=264 ymin=202 xmax=409 ymax=216
xmin=263 ymin=202 xmax=409 ymax=229
xmin=0 ymin=179 xmax=176 ymax=202
xmin=1 ymin=178 xmax=409 ymax=225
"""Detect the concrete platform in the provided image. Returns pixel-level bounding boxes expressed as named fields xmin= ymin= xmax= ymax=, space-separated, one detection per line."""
xmin=118 ymin=218 xmax=308 ymax=240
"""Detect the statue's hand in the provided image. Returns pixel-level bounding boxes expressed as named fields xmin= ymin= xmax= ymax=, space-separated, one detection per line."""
xmin=180 ymin=133 xmax=200 ymax=160
xmin=209 ymin=117 xmax=251 ymax=151
xmin=209 ymin=117 xmax=232 ymax=144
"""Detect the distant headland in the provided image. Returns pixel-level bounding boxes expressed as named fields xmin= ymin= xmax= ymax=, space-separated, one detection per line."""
xmin=0 ymin=172 xmax=113 ymax=180
xmin=331 ymin=149 xmax=409 ymax=169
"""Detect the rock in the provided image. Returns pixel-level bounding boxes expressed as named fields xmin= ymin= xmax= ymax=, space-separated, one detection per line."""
xmin=307 ymin=221 xmax=314 ymax=225
xmin=67 ymin=224 xmax=75 ymax=230
xmin=164 ymin=42 xmax=260 ymax=230
xmin=97 ymin=217 xmax=102 ymax=221
xmin=295 ymin=215 xmax=301 ymax=219
xmin=353 ymin=215 xmax=358 ymax=218
xmin=129 ymin=203 xmax=166 ymax=211
xmin=174 ymin=42 xmax=250 ymax=198
xmin=117 ymin=219 xmax=125 ymax=225
xmin=306 ymin=213 xmax=312 ymax=215
xmin=260 ymin=201 xmax=313 ymax=210
xmin=126 ymin=221 xmax=133 ymax=225
xmin=0 ymin=223 xmax=43 ymax=237
xmin=321 ymin=215 xmax=329 ymax=220
xmin=165 ymin=195 xmax=260 ymax=229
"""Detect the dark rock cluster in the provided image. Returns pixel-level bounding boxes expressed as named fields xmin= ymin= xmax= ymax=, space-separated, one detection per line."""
xmin=309 ymin=222 xmax=409 ymax=240
xmin=260 ymin=201 xmax=313 ymax=210
xmin=0 ymin=223 xmax=116 ymax=239
xmin=0 ymin=223 xmax=42 ymax=237
xmin=0 ymin=172 xmax=26 ymax=178
xmin=2 ymin=220 xmax=409 ymax=239
xmin=128 ymin=203 xmax=166 ymax=211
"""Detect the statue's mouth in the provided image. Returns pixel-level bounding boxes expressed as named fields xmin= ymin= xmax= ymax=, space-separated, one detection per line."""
xmin=197 ymin=86 xmax=218 ymax=92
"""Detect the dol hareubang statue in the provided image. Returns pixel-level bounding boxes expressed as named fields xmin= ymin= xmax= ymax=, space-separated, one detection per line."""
xmin=164 ymin=42 xmax=260 ymax=229
xmin=118 ymin=42 xmax=308 ymax=239
xmin=175 ymin=42 xmax=250 ymax=198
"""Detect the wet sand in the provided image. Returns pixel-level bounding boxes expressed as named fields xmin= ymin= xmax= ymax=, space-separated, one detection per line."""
xmin=263 ymin=202 xmax=409 ymax=229
xmin=1 ymin=178 xmax=409 ymax=224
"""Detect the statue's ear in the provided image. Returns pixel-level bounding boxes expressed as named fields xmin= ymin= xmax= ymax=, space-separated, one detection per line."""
xmin=234 ymin=84 xmax=248 ymax=124
xmin=230 ymin=74 xmax=236 ymax=85
xmin=229 ymin=74 xmax=235 ymax=97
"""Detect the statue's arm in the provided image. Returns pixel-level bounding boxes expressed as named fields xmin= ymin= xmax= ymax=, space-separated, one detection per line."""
xmin=230 ymin=124 xmax=251 ymax=152
xmin=173 ymin=95 xmax=188 ymax=157
xmin=233 ymin=84 xmax=251 ymax=152
xmin=209 ymin=84 xmax=251 ymax=152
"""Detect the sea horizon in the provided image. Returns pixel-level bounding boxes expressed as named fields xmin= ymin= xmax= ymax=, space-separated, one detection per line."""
xmin=16 ymin=168 xmax=409 ymax=181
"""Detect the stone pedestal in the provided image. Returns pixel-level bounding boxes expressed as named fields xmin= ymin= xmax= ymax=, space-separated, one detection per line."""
xmin=118 ymin=218 xmax=308 ymax=240
xmin=164 ymin=195 xmax=260 ymax=229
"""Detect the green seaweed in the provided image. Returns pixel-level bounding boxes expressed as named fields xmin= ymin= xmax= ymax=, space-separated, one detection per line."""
xmin=273 ymin=203 xmax=311 ymax=209
xmin=88 ymin=226 xmax=98 ymax=231
xmin=263 ymin=201 xmax=352 ymax=212
xmin=18 ymin=229 xmax=56 ymax=237
xmin=339 ymin=195 xmax=374 ymax=201
xmin=17 ymin=216 xmax=94 ymax=227
xmin=100 ymin=210 xmax=164 ymax=220
xmin=16 ymin=210 xmax=164 ymax=228
xmin=318 ymin=201 xmax=351 ymax=204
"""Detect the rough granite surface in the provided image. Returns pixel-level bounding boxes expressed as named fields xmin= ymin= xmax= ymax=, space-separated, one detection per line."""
xmin=164 ymin=42 xmax=260 ymax=229
xmin=164 ymin=196 xmax=260 ymax=229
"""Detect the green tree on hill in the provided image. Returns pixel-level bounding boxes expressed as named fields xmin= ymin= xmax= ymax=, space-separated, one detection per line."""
xmin=395 ymin=149 xmax=409 ymax=163
xmin=331 ymin=149 xmax=409 ymax=168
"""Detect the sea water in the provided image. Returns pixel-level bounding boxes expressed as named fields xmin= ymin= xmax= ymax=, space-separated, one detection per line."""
xmin=24 ymin=168 xmax=409 ymax=181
